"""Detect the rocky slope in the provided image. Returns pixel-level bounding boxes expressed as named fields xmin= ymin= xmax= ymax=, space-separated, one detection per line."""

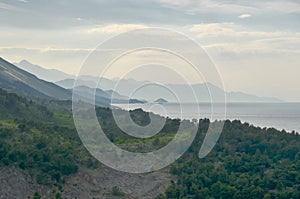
xmin=0 ymin=166 xmax=173 ymax=199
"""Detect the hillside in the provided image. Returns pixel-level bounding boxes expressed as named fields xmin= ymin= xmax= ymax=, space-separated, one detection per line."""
xmin=160 ymin=120 xmax=300 ymax=199
xmin=0 ymin=57 xmax=70 ymax=100
xmin=1 ymin=58 xmax=141 ymax=107
xmin=0 ymin=89 xmax=172 ymax=198
xmin=0 ymin=88 xmax=53 ymax=121
xmin=15 ymin=60 xmax=73 ymax=82
xmin=0 ymin=88 xmax=300 ymax=198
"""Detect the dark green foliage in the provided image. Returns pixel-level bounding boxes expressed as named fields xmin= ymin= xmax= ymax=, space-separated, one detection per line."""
xmin=110 ymin=186 xmax=125 ymax=196
xmin=163 ymin=120 xmax=300 ymax=199
xmin=96 ymin=107 xmax=179 ymax=152
xmin=1 ymin=88 xmax=300 ymax=199
xmin=55 ymin=192 xmax=62 ymax=199
xmin=0 ymin=89 xmax=53 ymax=121
xmin=33 ymin=192 xmax=41 ymax=199
xmin=0 ymin=89 xmax=97 ymax=185
xmin=129 ymin=108 xmax=151 ymax=126
xmin=0 ymin=121 xmax=82 ymax=184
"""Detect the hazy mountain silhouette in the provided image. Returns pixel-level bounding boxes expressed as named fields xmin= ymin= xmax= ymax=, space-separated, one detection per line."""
xmin=1 ymin=58 xmax=144 ymax=106
xmin=57 ymin=78 xmax=282 ymax=103
xmin=15 ymin=60 xmax=73 ymax=82
xmin=13 ymin=59 xmax=282 ymax=103
xmin=0 ymin=57 xmax=70 ymax=100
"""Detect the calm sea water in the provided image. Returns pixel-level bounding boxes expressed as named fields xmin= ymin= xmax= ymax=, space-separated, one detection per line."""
xmin=114 ymin=103 xmax=300 ymax=133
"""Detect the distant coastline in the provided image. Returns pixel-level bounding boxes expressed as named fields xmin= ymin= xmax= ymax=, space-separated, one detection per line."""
xmin=114 ymin=102 xmax=300 ymax=133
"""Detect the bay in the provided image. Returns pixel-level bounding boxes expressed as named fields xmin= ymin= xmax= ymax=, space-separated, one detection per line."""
xmin=114 ymin=103 xmax=300 ymax=133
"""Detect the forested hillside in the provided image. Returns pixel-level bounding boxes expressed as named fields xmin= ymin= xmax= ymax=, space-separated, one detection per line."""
xmin=159 ymin=120 xmax=300 ymax=199
xmin=1 ymin=88 xmax=300 ymax=198
xmin=0 ymin=89 xmax=98 ymax=186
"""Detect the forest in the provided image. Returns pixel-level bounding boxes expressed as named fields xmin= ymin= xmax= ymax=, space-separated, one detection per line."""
xmin=1 ymin=88 xmax=300 ymax=198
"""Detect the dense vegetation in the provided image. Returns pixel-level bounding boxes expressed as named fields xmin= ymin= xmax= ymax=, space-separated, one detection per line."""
xmin=0 ymin=89 xmax=98 ymax=186
xmin=0 ymin=89 xmax=177 ymax=185
xmin=1 ymin=88 xmax=300 ymax=198
xmin=158 ymin=120 xmax=300 ymax=199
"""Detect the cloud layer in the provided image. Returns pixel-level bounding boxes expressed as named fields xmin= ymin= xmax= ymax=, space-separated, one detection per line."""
xmin=0 ymin=0 xmax=300 ymax=101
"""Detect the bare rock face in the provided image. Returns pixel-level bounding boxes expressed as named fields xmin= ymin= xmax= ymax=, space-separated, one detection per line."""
xmin=0 ymin=166 xmax=173 ymax=199
xmin=63 ymin=166 xmax=173 ymax=199
xmin=0 ymin=167 xmax=48 ymax=199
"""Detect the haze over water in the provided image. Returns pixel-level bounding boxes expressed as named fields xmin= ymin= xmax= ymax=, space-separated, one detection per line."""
xmin=115 ymin=103 xmax=300 ymax=133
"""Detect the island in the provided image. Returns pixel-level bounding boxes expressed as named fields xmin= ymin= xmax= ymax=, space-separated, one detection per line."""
xmin=154 ymin=98 xmax=168 ymax=103
xmin=129 ymin=98 xmax=147 ymax=104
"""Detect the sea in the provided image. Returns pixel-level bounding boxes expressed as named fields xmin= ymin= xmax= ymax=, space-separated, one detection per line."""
xmin=114 ymin=103 xmax=300 ymax=133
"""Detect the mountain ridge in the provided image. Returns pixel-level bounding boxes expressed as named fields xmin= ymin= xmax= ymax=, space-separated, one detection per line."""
xmin=14 ymin=59 xmax=283 ymax=103
xmin=1 ymin=58 xmax=146 ymax=107
xmin=15 ymin=60 xmax=73 ymax=82
xmin=0 ymin=57 xmax=70 ymax=100
xmin=57 ymin=78 xmax=283 ymax=103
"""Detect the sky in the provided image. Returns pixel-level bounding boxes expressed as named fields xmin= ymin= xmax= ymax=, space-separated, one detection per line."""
xmin=0 ymin=0 xmax=300 ymax=101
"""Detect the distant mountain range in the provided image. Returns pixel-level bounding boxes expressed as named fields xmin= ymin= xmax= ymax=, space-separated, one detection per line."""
xmin=56 ymin=77 xmax=282 ymax=103
xmin=15 ymin=60 xmax=73 ymax=82
xmin=0 ymin=57 xmax=70 ymax=100
xmin=15 ymin=59 xmax=283 ymax=103
xmin=0 ymin=58 xmax=143 ymax=107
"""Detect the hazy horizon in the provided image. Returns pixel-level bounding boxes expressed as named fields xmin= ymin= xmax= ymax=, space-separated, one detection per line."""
xmin=7 ymin=57 xmax=297 ymax=103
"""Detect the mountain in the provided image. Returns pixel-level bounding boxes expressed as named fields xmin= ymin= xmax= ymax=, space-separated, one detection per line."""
xmin=154 ymin=98 xmax=168 ymax=103
xmin=1 ymin=58 xmax=144 ymax=107
xmin=227 ymin=91 xmax=282 ymax=103
xmin=55 ymin=78 xmax=94 ymax=89
xmin=0 ymin=57 xmax=70 ymax=100
xmin=15 ymin=60 xmax=73 ymax=82
xmin=56 ymin=76 xmax=147 ymax=92
xmin=57 ymin=77 xmax=283 ymax=103
xmin=72 ymin=85 xmax=111 ymax=105
xmin=15 ymin=60 xmax=282 ymax=103
xmin=72 ymin=86 xmax=146 ymax=105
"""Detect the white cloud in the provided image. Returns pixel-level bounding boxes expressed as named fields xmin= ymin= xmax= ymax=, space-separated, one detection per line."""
xmin=238 ymin=14 xmax=252 ymax=19
xmin=188 ymin=23 xmax=282 ymax=38
xmin=87 ymin=24 xmax=148 ymax=34
xmin=17 ymin=0 xmax=29 ymax=3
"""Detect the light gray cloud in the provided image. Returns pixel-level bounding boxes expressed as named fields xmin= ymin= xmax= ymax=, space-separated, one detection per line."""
xmin=0 ymin=2 xmax=26 ymax=11
xmin=157 ymin=0 xmax=257 ymax=14
xmin=0 ymin=0 xmax=299 ymax=30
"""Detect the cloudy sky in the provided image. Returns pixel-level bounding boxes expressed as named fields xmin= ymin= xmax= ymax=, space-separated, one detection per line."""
xmin=0 ymin=0 xmax=300 ymax=101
